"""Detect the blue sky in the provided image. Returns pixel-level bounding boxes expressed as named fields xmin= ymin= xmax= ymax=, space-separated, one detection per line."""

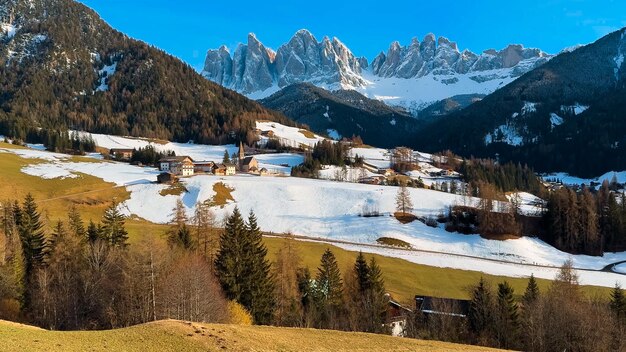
xmin=80 ymin=0 xmax=626 ymax=70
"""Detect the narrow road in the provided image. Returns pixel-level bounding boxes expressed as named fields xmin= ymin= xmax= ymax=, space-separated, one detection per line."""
xmin=266 ymin=232 xmax=625 ymax=275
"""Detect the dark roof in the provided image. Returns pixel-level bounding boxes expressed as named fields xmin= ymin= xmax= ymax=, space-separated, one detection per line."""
xmin=159 ymin=156 xmax=193 ymax=162
xmin=415 ymin=295 xmax=470 ymax=317
xmin=193 ymin=160 xmax=215 ymax=165
xmin=110 ymin=148 xmax=134 ymax=153
xmin=242 ymin=156 xmax=256 ymax=165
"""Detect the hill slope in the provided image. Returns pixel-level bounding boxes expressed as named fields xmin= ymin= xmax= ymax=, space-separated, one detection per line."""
xmin=414 ymin=28 xmax=626 ymax=177
xmin=0 ymin=0 xmax=291 ymax=144
xmin=0 ymin=319 xmax=505 ymax=352
xmin=259 ymin=83 xmax=419 ymax=147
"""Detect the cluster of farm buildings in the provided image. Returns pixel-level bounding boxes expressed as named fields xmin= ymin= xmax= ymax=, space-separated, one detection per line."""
xmin=110 ymin=142 xmax=270 ymax=183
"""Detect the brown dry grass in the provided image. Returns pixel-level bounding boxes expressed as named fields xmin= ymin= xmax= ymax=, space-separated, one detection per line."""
xmin=298 ymin=129 xmax=316 ymax=138
xmin=208 ymin=182 xmax=234 ymax=207
xmin=394 ymin=212 xmax=418 ymax=224
xmin=0 ymin=319 xmax=507 ymax=352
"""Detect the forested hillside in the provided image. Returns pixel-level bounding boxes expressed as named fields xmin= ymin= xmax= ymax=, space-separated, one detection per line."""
xmin=413 ymin=28 xmax=626 ymax=177
xmin=0 ymin=0 xmax=292 ymax=144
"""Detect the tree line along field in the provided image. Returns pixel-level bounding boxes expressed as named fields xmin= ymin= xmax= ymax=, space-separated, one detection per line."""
xmin=0 ymin=319 xmax=506 ymax=352
xmin=0 ymin=142 xmax=614 ymax=307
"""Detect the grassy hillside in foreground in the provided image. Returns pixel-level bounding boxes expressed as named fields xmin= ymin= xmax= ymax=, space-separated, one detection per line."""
xmin=0 ymin=319 xmax=505 ymax=352
xmin=0 ymin=143 xmax=615 ymax=305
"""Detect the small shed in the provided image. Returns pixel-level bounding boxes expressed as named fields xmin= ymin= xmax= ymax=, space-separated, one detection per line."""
xmin=157 ymin=172 xmax=177 ymax=184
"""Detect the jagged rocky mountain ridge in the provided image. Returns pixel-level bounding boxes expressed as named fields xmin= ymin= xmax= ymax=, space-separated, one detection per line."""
xmin=202 ymin=30 xmax=551 ymax=113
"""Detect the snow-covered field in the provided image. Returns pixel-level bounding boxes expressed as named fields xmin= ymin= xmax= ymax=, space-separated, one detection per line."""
xmin=543 ymin=170 xmax=626 ymax=186
xmin=3 ymin=142 xmax=626 ymax=288
xmin=256 ymin=121 xmax=325 ymax=148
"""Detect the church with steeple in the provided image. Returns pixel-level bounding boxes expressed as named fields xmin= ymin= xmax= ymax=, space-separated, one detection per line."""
xmin=238 ymin=141 xmax=258 ymax=173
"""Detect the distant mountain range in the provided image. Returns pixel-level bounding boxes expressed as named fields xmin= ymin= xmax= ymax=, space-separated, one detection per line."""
xmin=202 ymin=30 xmax=551 ymax=113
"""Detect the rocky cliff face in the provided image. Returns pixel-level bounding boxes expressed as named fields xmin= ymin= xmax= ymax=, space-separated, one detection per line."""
xmin=370 ymin=34 xmax=550 ymax=79
xmin=203 ymin=30 xmax=365 ymax=94
xmin=202 ymin=30 xmax=551 ymax=106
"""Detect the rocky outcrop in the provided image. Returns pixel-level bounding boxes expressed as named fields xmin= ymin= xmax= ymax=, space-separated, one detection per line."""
xmin=202 ymin=29 xmax=365 ymax=94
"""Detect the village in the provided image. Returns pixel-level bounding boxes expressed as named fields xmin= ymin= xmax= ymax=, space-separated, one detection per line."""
xmin=110 ymin=141 xmax=272 ymax=184
xmin=105 ymin=121 xmax=464 ymax=190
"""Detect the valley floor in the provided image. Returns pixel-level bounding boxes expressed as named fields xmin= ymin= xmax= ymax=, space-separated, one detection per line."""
xmin=2 ymin=135 xmax=626 ymax=290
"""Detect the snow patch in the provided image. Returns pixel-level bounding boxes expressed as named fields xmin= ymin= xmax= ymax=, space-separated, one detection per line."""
xmin=560 ymin=103 xmax=589 ymax=115
xmin=485 ymin=124 xmax=523 ymax=146
xmin=549 ymin=113 xmax=564 ymax=128
xmin=390 ymin=118 xmax=396 ymax=126
xmin=521 ymin=101 xmax=537 ymax=114
xmin=1 ymin=23 xmax=17 ymax=39
xmin=96 ymin=62 xmax=118 ymax=92
xmin=21 ymin=164 xmax=79 ymax=179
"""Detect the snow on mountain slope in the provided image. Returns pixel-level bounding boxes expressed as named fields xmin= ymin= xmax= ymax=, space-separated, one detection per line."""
xmin=203 ymin=30 xmax=551 ymax=114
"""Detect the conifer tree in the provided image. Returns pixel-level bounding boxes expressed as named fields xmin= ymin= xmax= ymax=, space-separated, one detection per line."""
xmin=215 ymin=208 xmax=247 ymax=302
xmin=522 ymin=274 xmax=540 ymax=306
xmin=101 ymin=203 xmax=128 ymax=248
xmin=48 ymin=220 xmax=67 ymax=255
xmin=67 ymin=205 xmax=85 ymax=239
xmin=610 ymin=283 xmax=626 ymax=321
xmin=468 ymin=277 xmax=495 ymax=339
xmin=495 ymin=281 xmax=520 ymax=349
xmin=222 ymin=149 xmax=230 ymax=164
xmin=167 ymin=200 xmax=193 ymax=250
xmin=245 ymin=211 xmax=275 ymax=324
xmin=215 ymin=208 xmax=275 ymax=325
xmin=86 ymin=220 xmax=103 ymax=244
xmin=354 ymin=252 xmax=371 ymax=293
xmin=18 ymin=194 xmax=47 ymax=309
xmin=315 ymin=249 xmax=344 ymax=329
xmin=367 ymin=257 xmax=388 ymax=333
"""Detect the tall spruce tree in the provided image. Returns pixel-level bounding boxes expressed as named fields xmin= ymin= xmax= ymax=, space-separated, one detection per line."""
xmin=610 ymin=283 xmax=626 ymax=321
xmin=367 ymin=257 xmax=388 ymax=333
xmin=315 ymin=249 xmax=344 ymax=329
xmin=215 ymin=208 xmax=247 ymax=302
xmin=18 ymin=194 xmax=47 ymax=309
xmin=522 ymin=274 xmax=540 ymax=306
xmin=101 ymin=203 xmax=128 ymax=248
xmin=245 ymin=211 xmax=275 ymax=325
xmin=215 ymin=208 xmax=275 ymax=324
xmin=354 ymin=252 xmax=371 ymax=292
xmin=496 ymin=281 xmax=520 ymax=349
xmin=67 ymin=205 xmax=85 ymax=239
xmin=468 ymin=277 xmax=495 ymax=339
xmin=86 ymin=220 xmax=103 ymax=244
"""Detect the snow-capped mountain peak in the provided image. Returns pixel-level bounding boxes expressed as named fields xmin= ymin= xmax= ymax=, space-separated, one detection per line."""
xmin=202 ymin=30 xmax=552 ymax=113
